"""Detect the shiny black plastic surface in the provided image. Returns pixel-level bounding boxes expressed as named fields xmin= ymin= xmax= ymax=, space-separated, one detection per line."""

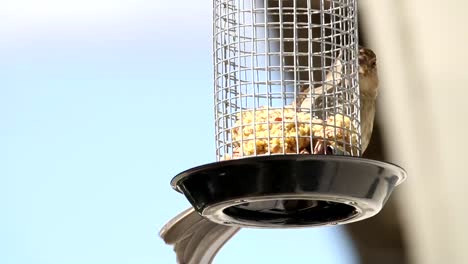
xmin=171 ymin=155 xmax=406 ymax=228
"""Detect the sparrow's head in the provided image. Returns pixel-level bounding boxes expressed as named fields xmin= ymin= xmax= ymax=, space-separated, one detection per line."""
xmin=358 ymin=47 xmax=377 ymax=76
xmin=358 ymin=47 xmax=379 ymax=97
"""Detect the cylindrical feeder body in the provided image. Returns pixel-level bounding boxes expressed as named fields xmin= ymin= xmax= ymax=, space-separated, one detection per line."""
xmin=214 ymin=0 xmax=360 ymax=161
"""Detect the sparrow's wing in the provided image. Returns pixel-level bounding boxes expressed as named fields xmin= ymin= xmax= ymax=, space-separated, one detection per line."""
xmin=298 ymin=51 xmax=344 ymax=112
xmin=160 ymin=207 xmax=240 ymax=264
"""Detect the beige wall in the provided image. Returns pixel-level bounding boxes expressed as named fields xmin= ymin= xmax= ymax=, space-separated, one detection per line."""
xmin=360 ymin=1 xmax=468 ymax=263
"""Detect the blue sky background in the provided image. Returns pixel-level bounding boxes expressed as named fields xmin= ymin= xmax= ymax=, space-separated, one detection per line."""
xmin=1 ymin=1 xmax=357 ymax=263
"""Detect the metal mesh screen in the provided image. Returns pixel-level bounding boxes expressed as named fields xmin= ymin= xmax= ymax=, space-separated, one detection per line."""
xmin=214 ymin=0 xmax=360 ymax=161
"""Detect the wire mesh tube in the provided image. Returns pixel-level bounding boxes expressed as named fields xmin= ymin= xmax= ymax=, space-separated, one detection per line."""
xmin=214 ymin=0 xmax=360 ymax=161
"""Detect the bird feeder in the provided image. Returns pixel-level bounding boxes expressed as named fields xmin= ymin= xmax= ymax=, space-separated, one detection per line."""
xmin=170 ymin=0 xmax=406 ymax=228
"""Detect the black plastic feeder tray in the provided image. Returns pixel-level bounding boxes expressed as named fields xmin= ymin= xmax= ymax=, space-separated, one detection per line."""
xmin=171 ymin=155 xmax=407 ymax=228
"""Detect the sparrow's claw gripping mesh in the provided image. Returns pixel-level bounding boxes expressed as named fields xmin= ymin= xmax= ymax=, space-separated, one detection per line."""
xmin=214 ymin=0 xmax=361 ymax=161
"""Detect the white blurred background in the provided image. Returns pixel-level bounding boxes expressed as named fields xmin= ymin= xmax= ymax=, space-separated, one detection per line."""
xmin=360 ymin=1 xmax=468 ymax=263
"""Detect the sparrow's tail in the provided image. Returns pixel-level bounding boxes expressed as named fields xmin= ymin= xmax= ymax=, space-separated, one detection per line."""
xmin=160 ymin=208 xmax=240 ymax=264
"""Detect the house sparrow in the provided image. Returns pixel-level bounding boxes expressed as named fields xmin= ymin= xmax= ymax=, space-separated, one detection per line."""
xmin=297 ymin=48 xmax=379 ymax=154
xmin=356 ymin=47 xmax=379 ymax=153
xmin=160 ymin=48 xmax=379 ymax=264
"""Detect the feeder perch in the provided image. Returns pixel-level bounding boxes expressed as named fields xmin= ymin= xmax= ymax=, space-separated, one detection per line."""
xmin=171 ymin=0 xmax=406 ymax=228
